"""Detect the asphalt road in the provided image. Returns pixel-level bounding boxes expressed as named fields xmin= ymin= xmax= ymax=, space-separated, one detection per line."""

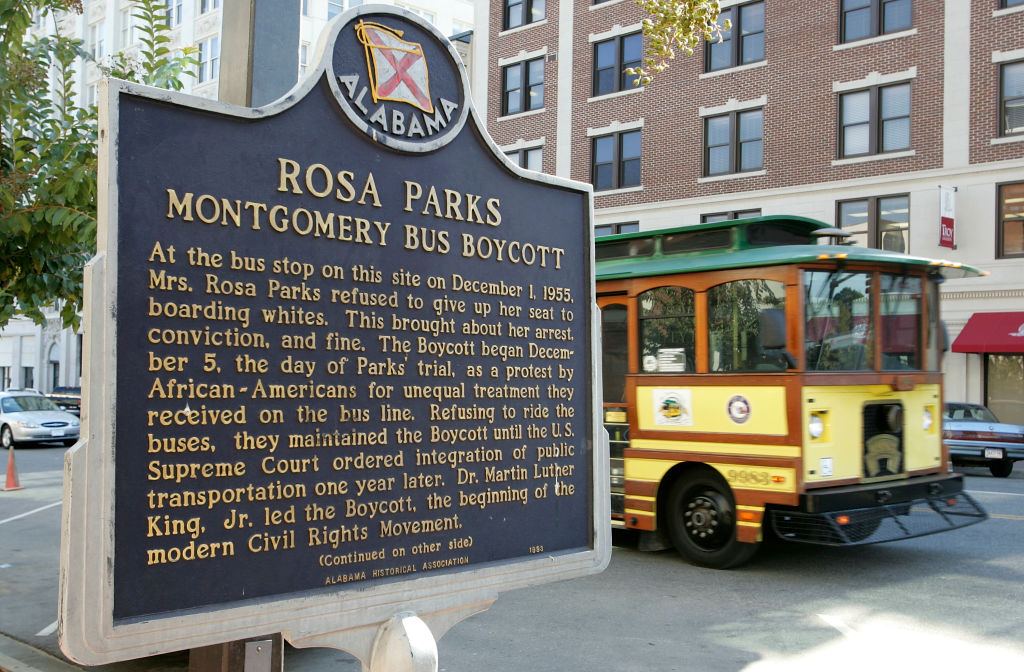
xmin=2 ymin=445 xmax=1023 ymax=672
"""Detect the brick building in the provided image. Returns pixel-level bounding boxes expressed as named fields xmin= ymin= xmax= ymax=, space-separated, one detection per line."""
xmin=472 ymin=0 xmax=1024 ymax=422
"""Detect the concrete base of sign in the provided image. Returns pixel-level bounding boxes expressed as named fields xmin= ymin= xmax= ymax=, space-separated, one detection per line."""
xmin=288 ymin=602 xmax=492 ymax=672
xmin=368 ymin=612 xmax=436 ymax=672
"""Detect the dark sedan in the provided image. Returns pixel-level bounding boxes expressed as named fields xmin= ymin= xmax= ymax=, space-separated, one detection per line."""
xmin=944 ymin=402 xmax=1024 ymax=478
xmin=47 ymin=386 xmax=81 ymax=415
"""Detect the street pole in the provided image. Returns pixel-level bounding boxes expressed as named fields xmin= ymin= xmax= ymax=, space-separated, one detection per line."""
xmin=218 ymin=0 xmax=299 ymax=107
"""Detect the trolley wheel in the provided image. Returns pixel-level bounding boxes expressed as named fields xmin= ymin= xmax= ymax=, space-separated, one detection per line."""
xmin=989 ymin=459 xmax=1014 ymax=478
xmin=665 ymin=468 xmax=759 ymax=569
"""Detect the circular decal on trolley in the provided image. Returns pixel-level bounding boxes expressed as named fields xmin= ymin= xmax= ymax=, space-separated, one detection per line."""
xmin=328 ymin=9 xmax=469 ymax=152
xmin=727 ymin=395 xmax=751 ymax=424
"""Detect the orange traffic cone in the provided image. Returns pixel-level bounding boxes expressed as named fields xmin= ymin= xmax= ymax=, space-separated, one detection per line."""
xmin=3 ymin=446 xmax=23 ymax=491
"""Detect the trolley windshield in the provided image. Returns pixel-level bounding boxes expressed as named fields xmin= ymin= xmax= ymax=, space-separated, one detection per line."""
xmin=804 ymin=269 xmax=927 ymax=372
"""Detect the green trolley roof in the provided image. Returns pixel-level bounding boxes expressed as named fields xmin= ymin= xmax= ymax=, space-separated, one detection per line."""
xmin=594 ymin=215 xmax=984 ymax=281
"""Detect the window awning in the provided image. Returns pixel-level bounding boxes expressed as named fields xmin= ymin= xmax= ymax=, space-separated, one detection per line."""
xmin=951 ymin=312 xmax=1024 ymax=353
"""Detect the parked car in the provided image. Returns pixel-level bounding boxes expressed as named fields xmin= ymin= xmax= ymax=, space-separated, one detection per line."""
xmin=0 ymin=390 xmax=80 ymax=448
xmin=47 ymin=386 xmax=81 ymax=415
xmin=943 ymin=402 xmax=1024 ymax=478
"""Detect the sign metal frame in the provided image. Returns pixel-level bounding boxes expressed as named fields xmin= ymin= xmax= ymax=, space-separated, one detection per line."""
xmin=60 ymin=7 xmax=608 ymax=666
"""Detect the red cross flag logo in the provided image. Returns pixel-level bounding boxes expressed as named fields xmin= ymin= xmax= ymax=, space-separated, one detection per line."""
xmin=355 ymin=20 xmax=434 ymax=114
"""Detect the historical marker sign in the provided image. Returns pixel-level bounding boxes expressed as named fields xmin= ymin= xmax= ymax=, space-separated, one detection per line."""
xmin=60 ymin=7 xmax=607 ymax=665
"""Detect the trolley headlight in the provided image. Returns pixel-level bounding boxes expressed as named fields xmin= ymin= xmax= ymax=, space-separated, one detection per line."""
xmin=922 ymin=408 xmax=933 ymax=431
xmin=808 ymin=414 xmax=825 ymax=439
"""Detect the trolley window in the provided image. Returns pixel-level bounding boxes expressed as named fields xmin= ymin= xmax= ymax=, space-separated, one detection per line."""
xmin=707 ymin=279 xmax=786 ymax=372
xmin=880 ymin=273 xmax=922 ymax=370
xmin=639 ymin=287 xmax=696 ymax=373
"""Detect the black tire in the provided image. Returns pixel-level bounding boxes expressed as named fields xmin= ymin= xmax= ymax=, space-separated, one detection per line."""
xmin=664 ymin=468 xmax=759 ymax=569
xmin=0 ymin=425 xmax=14 ymax=449
xmin=989 ymin=459 xmax=1014 ymax=478
xmin=61 ymin=439 xmax=77 ymax=447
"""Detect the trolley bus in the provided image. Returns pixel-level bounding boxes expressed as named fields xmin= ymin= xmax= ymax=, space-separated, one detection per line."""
xmin=596 ymin=215 xmax=987 ymax=568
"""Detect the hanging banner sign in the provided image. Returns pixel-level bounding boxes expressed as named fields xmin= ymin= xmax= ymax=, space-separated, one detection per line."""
xmin=939 ymin=186 xmax=956 ymax=249
xmin=59 ymin=6 xmax=607 ymax=666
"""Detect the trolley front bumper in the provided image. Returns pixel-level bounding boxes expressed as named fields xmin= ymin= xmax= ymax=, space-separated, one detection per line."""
xmin=770 ymin=474 xmax=987 ymax=546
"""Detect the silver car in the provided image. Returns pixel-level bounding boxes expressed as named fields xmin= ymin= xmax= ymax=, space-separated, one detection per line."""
xmin=944 ymin=402 xmax=1024 ymax=478
xmin=0 ymin=390 xmax=80 ymax=448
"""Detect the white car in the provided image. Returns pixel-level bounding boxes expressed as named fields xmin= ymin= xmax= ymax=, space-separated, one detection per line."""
xmin=0 ymin=390 xmax=80 ymax=448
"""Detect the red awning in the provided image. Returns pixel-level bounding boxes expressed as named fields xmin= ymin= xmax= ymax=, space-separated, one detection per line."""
xmin=952 ymin=312 xmax=1024 ymax=353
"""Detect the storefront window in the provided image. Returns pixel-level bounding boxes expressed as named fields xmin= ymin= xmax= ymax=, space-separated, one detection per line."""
xmin=987 ymin=354 xmax=1024 ymax=424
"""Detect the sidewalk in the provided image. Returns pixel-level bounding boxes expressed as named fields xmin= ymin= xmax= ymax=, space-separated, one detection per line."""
xmin=0 ymin=633 xmax=85 ymax=672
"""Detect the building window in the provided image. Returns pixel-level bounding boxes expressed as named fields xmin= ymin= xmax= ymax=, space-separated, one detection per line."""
xmin=299 ymin=43 xmax=309 ymax=77
xmin=397 ymin=4 xmax=435 ymax=24
xmin=840 ymin=0 xmax=911 ymax=43
xmin=200 ymin=0 xmax=220 ymax=14
xmin=165 ymin=0 xmax=183 ymax=26
xmin=504 ymin=0 xmax=544 ymax=30
xmin=0 ymin=367 xmax=9 ymax=390
xmin=595 ymin=222 xmax=639 ymax=237
xmin=998 ymin=182 xmax=1024 ymax=258
xmin=198 ymin=36 xmax=220 ymax=83
xmin=706 ymin=1 xmax=764 ymax=72
xmin=164 ymin=0 xmax=183 ymax=26
xmin=838 ymin=195 xmax=909 ymax=251
xmin=839 ymin=83 xmax=910 ymax=157
xmin=701 ymin=209 xmax=762 ymax=223
xmin=592 ymin=130 xmax=641 ymax=191
xmin=120 ymin=9 xmax=135 ymax=48
xmin=89 ymin=21 xmax=105 ymax=59
xmin=1001 ymin=61 xmax=1024 ymax=137
xmin=86 ymin=83 xmax=98 ymax=107
xmin=23 ymin=367 xmax=34 ymax=390
xmin=593 ymin=32 xmax=642 ymax=96
xmin=704 ymin=109 xmax=762 ymax=176
xmin=1001 ymin=0 xmax=1024 ymax=8
xmin=506 ymin=147 xmax=542 ymax=172
xmin=502 ymin=57 xmax=544 ymax=115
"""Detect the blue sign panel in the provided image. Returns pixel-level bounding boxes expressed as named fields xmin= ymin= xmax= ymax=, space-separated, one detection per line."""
xmin=110 ymin=9 xmax=594 ymax=620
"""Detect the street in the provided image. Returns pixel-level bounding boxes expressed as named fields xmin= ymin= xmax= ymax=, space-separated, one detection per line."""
xmin=2 ymin=445 xmax=1023 ymax=671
